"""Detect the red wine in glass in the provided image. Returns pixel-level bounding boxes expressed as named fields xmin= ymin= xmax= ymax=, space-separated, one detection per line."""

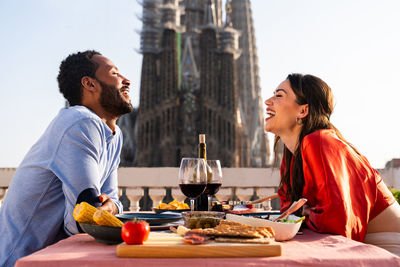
xmin=179 ymin=183 xmax=206 ymax=199
xmin=178 ymin=158 xmax=207 ymax=211
xmin=204 ymin=183 xmax=222 ymax=196
xmin=205 ymin=160 xmax=223 ymax=211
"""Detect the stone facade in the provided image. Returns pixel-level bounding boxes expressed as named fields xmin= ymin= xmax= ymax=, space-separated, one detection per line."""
xmin=120 ymin=0 xmax=270 ymax=167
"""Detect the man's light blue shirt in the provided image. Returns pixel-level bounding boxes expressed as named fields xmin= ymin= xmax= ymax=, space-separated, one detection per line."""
xmin=0 ymin=106 xmax=123 ymax=267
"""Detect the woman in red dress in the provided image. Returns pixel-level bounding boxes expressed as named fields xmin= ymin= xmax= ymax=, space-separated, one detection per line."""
xmin=264 ymin=73 xmax=400 ymax=255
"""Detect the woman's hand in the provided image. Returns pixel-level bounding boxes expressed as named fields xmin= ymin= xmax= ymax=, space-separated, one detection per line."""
xmin=302 ymin=204 xmax=316 ymax=216
xmin=97 ymin=193 xmax=118 ymax=215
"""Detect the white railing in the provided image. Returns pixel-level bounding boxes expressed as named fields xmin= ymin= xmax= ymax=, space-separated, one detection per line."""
xmin=1 ymin=167 xmax=399 ymax=210
xmin=0 ymin=167 xmax=280 ymax=210
xmin=118 ymin=167 xmax=280 ymax=211
xmin=0 ymin=168 xmax=14 ymax=208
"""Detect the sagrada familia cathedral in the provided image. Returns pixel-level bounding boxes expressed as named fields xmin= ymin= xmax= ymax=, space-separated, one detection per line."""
xmin=118 ymin=0 xmax=272 ymax=167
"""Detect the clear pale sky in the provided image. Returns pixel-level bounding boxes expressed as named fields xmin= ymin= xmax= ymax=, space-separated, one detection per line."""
xmin=0 ymin=0 xmax=399 ymax=169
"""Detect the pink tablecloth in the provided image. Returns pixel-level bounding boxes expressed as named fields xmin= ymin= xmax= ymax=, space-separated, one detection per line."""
xmin=16 ymin=229 xmax=400 ymax=267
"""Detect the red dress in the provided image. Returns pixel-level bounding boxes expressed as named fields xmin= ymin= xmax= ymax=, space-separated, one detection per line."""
xmin=278 ymin=129 xmax=395 ymax=242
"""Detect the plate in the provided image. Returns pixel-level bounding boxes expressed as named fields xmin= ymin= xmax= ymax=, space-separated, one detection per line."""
xmin=79 ymin=223 xmax=122 ymax=245
xmin=150 ymin=222 xmax=181 ymax=231
xmin=241 ymin=211 xmax=281 ymax=218
xmin=116 ymin=212 xmax=182 ymax=226
xmin=153 ymin=208 xmax=190 ymax=214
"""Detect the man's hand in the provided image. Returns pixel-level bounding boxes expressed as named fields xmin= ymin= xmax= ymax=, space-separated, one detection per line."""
xmin=97 ymin=193 xmax=119 ymax=215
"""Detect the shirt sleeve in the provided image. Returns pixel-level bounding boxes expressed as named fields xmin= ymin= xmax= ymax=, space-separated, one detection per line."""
xmin=300 ymin=132 xmax=368 ymax=242
xmin=101 ymin=167 xmax=123 ymax=214
xmin=50 ymin=118 xmax=105 ymax=235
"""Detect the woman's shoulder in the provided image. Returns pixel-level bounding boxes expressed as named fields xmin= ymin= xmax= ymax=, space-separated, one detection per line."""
xmin=301 ymin=128 xmax=346 ymax=151
xmin=303 ymin=128 xmax=335 ymax=144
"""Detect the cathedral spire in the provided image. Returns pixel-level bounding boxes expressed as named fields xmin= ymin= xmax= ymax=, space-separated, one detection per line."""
xmin=204 ymin=0 xmax=217 ymax=26
xmin=225 ymin=0 xmax=232 ymax=27
xmin=121 ymin=0 xmax=270 ymax=167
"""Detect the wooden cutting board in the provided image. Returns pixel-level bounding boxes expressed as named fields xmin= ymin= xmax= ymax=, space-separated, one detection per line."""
xmin=116 ymin=233 xmax=282 ymax=258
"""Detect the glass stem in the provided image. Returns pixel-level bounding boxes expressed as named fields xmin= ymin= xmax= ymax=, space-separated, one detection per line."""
xmin=208 ymin=195 xmax=212 ymax=211
xmin=190 ymin=199 xmax=195 ymax=211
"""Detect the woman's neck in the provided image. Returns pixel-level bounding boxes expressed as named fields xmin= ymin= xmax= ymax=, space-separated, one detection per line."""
xmin=279 ymin=127 xmax=302 ymax=154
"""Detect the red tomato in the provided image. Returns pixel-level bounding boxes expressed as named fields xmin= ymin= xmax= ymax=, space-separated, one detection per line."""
xmin=121 ymin=220 xmax=150 ymax=245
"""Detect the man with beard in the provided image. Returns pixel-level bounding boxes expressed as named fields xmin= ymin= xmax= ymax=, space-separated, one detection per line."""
xmin=0 ymin=50 xmax=133 ymax=266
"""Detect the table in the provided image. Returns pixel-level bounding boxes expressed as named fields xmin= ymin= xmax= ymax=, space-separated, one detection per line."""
xmin=16 ymin=229 xmax=400 ymax=267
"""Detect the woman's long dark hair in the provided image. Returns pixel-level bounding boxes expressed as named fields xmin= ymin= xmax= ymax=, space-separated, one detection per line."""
xmin=276 ymin=73 xmax=359 ymax=202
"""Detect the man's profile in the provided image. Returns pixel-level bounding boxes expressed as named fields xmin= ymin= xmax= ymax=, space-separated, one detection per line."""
xmin=0 ymin=50 xmax=132 ymax=266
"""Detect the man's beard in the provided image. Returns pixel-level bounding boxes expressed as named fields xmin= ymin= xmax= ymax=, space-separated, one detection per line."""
xmin=98 ymin=80 xmax=133 ymax=116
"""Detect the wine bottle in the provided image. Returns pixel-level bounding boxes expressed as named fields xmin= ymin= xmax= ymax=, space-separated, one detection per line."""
xmin=198 ymin=134 xmax=207 ymax=160
xmin=198 ymin=134 xmax=213 ymax=181
xmin=195 ymin=134 xmax=212 ymax=211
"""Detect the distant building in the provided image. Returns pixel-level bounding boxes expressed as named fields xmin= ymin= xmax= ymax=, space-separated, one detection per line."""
xmin=118 ymin=108 xmax=138 ymax=166
xmin=120 ymin=0 xmax=271 ymax=167
xmin=230 ymin=0 xmax=270 ymax=167
xmin=385 ymin=158 xmax=400 ymax=168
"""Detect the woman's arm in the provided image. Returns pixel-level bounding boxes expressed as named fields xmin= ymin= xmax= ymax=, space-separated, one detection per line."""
xmin=300 ymin=130 xmax=370 ymax=242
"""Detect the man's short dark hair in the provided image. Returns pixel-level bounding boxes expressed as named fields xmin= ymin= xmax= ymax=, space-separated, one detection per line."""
xmin=57 ymin=50 xmax=101 ymax=106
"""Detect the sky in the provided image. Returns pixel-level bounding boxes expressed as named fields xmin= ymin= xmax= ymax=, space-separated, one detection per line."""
xmin=0 ymin=0 xmax=399 ymax=169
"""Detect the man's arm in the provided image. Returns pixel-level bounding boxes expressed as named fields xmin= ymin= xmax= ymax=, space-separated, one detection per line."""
xmin=50 ymin=118 xmax=113 ymax=234
xmin=100 ymin=167 xmax=123 ymax=214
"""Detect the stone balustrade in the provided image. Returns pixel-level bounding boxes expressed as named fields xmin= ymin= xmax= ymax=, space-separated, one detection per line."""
xmin=0 ymin=187 xmax=7 ymax=207
xmin=1 ymin=167 xmax=399 ymax=211
xmin=0 ymin=167 xmax=281 ymax=210
xmin=117 ymin=167 xmax=281 ymax=211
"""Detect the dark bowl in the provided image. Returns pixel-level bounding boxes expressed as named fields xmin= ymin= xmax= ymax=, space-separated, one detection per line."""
xmin=79 ymin=223 xmax=122 ymax=245
xmin=182 ymin=211 xmax=225 ymax=229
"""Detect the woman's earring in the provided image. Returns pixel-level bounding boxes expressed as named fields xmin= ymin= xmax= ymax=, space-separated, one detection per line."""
xmin=296 ymin=117 xmax=303 ymax=125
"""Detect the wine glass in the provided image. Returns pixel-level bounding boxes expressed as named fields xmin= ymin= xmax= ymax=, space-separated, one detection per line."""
xmin=178 ymin=158 xmax=207 ymax=211
xmin=205 ymin=160 xmax=222 ymax=211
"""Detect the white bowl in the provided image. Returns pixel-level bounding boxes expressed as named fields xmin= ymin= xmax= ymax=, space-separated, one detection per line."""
xmin=225 ymin=213 xmax=302 ymax=241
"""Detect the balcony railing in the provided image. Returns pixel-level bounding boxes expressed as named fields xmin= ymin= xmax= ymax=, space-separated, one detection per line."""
xmin=0 ymin=167 xmax=281 ymax=211
xmin=1 ymin=167 xmax=399 ymax=211
xmin=117 ymin=167 xmax=280 ymax=211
